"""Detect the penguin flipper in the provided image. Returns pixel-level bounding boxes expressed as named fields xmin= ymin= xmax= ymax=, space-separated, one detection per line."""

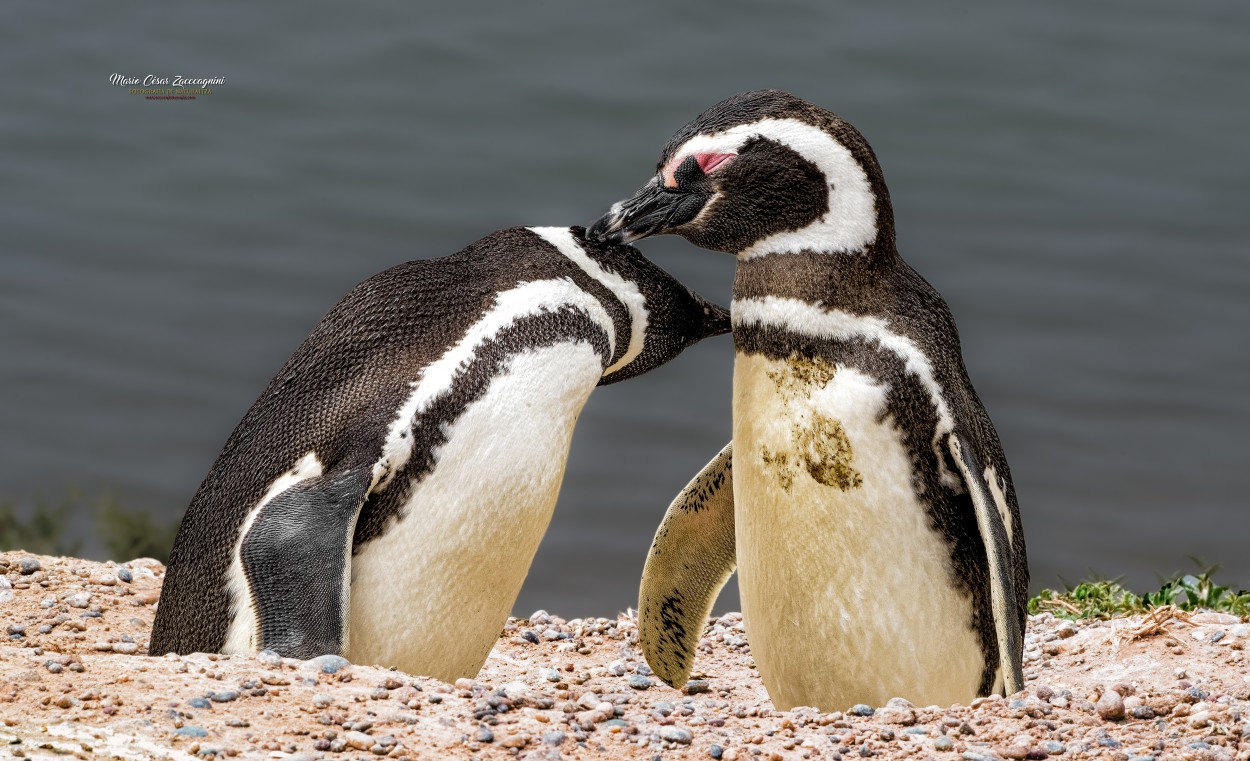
xmin=639 ymin=442 xmax=736 ymax=689
xmin=947 ymin=434 xmax=1025 ymax=696
xmin=240 ymin=466 xmax=372 ymax=660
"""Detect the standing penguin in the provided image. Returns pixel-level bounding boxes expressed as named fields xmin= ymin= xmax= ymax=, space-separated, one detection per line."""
xmin=590 ymin=90 xmax=1028 ymax=711
xmin=149 ymin=226 xmax=730 ymax=682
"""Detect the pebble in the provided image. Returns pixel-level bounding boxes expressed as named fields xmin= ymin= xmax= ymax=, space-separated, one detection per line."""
xmin=475 ymin=727 xmax=494 ymax=743
xmin=521 ymin=629 xmax=540 ymax=644
xmin=1130 ymin=705 xmax=1155 ymax=719
xmin=312 ymin=694 xmax=333 ymax=708
xmin=541 ymin=731 xmax=566 ymax=746
xmin=1096 ymin=689 xmax=1125 ymax=721
xmin=709 ymin=743 xmax=724 ymax=759
xmin=256 ymin=649 xmax=283 ymax=666
xmin=65 ymin=592 xmax=92 ymax=608
xmin=308 ymin=654 xmax=350 ymax=674
xmin=934 ymin=735 xmax=954 ymax=751
xmin=209 ymin=690 xmax=239 ymax=703
xmin=116 ymin=567 xmax=132 ymax=583
xmin=18 ymin=558 xmax=41 ymax=575
xmin=876 ymin=698 xmax=916 ymax=726
xmin=187 ymin=697 xmax=212 ymax=709
xmin=6 ymin=624 xmax=25 ymax=636
xmin=629 ymin=674 xmax=652 ymax=690
xmin=543 ymin=668 xmax=562 ymax=682
xmin=1055 ymin=622 xmax=1076 ymax=639
xmin=685 ymin=679 xmax=710 ymax=694
xmin=848 ymin=704 xmax=875 ymax=717
xmin=175 ymin=726 xmax=208 ymax=737
xmin=660 ymin=726 xmax=693 ymax=744
xmin=112 ymin=642 xmax=138 ymax=655
xmin=344 ymin=730 xmax=373 ymax=750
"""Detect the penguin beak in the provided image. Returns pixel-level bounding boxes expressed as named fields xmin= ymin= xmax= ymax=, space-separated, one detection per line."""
xmin=588 ymin=177 xmax=709 ymax=245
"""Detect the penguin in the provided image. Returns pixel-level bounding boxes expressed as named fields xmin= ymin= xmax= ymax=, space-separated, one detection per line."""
xmin=589 ymin=90 xmax=1028 ymax=711
xmin=148 ymin=226 xmax=730 ymax=682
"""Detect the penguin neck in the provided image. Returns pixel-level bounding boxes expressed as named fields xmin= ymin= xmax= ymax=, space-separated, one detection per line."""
xmin=731 ymin=239 xmax=898 ymax=316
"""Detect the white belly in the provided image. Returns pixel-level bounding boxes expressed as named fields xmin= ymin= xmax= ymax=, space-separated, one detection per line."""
xmin=733 ymin=353 xmax=983 ymax=710
xmin=347 ymin=342 xmax=602 ymax=681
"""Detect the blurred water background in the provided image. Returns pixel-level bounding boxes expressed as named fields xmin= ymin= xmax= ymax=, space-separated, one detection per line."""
xmin=2 ymin=1 xmax=1247 ymax=615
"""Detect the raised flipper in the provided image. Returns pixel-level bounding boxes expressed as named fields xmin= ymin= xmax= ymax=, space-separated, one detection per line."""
xmin=639 ymin=442 xmax=736 ymax=689
xmin=948 ymin=434 xmax=1024 ymax=695
xmin=240 ymin=466 xmax=372 ymax=659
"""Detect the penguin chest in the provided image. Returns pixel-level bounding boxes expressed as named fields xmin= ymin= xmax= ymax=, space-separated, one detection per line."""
xmin=346 ymin=341 xmax=603 ymax=681
xmin=732 ymin=352 xmax=983 ymax=710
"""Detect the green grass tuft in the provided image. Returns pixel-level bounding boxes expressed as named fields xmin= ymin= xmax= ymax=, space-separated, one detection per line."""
xmin=0 ymin=496 xmax=176 ymax=564
xmin=1029 ymin=564 xmax=1250 ymax=619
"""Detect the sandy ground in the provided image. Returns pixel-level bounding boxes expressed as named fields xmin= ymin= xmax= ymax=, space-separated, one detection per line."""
xmin=2 ymin=552 xmax=1249 ymax=760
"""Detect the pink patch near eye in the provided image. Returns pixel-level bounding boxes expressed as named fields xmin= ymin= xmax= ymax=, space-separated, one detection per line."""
xmin=695 ymin=152 xmax=735 ymax=173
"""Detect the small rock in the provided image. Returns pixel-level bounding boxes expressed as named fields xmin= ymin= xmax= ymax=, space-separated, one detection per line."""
xmin=256 ymin=649 xmax=283 ymax=666
xmin=65 ymin=592 xmax=92 ymax=609
xmin=1096 ymin=689 xmax=1125 ymax=721
xmin=1130 ymin=705 xmax=1155 ymax=720
xmin=44 ymin=661 xmax=63 ymax=674
xmin=475 ymin=727 xmax=494 ymax=743
xmin=344 ymin=731 xmax=373 ymax=750
xmin=500 ymin=733 xmax=530 ymax=748
xmin=660 ymin=727 xmax=693 ymax=744
xmin=685 ymin=679 xmax=710 ymax=694
xmin=1189 ymin=711 xmax=1211 ymax=728
xmin=6 ymin=624 xmax=25 ymax=637
xmin=848 ymin=704 xmax=875 ymax=717
xmin=934 ymin=735 xmax=954 ymax=751
xmin=543 ymin=668 xmax=561 ymax=682
xmin=312 ymin=694 xmax=333 ymax=708
xmin=209 ymin=691 xmax=239 ymax=703
xmin=709 ymin=743 xmax=724 ymax=759
xmin=187 ymin=697 xmax=212 ymax=709
xmin=1055 ymin=622 xmax=1076 ymax=639
xmin=112 ymin=642 xmax=139 ymax=655
xmin=629 ymin=674 xmax=652 ymax=690
xmin=541 ymin=731 xmax=566 ymax=746
xmin=175 ymin=726 xmax=209 ymax=737
xmin=116 ymin=567 xmax=133 ymax=583
xmin=18 ymin=558 xmax=41 ymax=575
xmin=1191 ymin=611 xmax=1240 ymax=625
xmin=308 ymin=654 xmax=350 ymax=674
xmin=876 ymin=698 xmax=916 ymax=726
xmin=1002 ymin=746 xmax=1029 ymax=759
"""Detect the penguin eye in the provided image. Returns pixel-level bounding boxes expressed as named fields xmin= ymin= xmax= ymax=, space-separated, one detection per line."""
xmin=661 ymin=152 xmax=737 ymax=188
xmin=694 ymin=152 xmax=735 ymax=173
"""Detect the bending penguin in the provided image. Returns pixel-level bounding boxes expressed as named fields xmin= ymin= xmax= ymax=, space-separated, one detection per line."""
xmin=149 ymin=226 xmax=730 ymax=682
xmin=590 ymin=90 xmax=1028 ymax=711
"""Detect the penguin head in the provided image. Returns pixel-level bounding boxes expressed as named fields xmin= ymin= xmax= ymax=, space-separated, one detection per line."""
xmin=572 ymin=230 xmax=729 ymax=386
xmin=588 ymin=89 xmax=895 ymax=259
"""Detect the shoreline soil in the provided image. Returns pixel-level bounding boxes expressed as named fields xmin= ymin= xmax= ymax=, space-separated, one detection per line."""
xmin=2 ymin=552 xmax=1249 ymax=760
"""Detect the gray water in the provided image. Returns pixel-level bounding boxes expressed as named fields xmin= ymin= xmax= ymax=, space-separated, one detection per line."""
xmin=2 ymin=1 xmax=1248 ymax=617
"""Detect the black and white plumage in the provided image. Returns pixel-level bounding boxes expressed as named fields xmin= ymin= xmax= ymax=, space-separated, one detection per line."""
xmin=149 ymin=226 xmax=730 ymax=681
xmin=590 ymin=90 xmax=1028 ymax=711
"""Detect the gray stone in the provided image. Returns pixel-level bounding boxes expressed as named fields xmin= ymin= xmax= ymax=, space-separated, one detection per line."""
xmin=628 ymin=674 xmax=652 ymax=690
xmin=659 ymin=727 xmax=693 ymax=744
xmin=1096 ymin=690 xmax=1125 ymax=721
xmin=308 ymin=654 xmax=350 ymax=674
